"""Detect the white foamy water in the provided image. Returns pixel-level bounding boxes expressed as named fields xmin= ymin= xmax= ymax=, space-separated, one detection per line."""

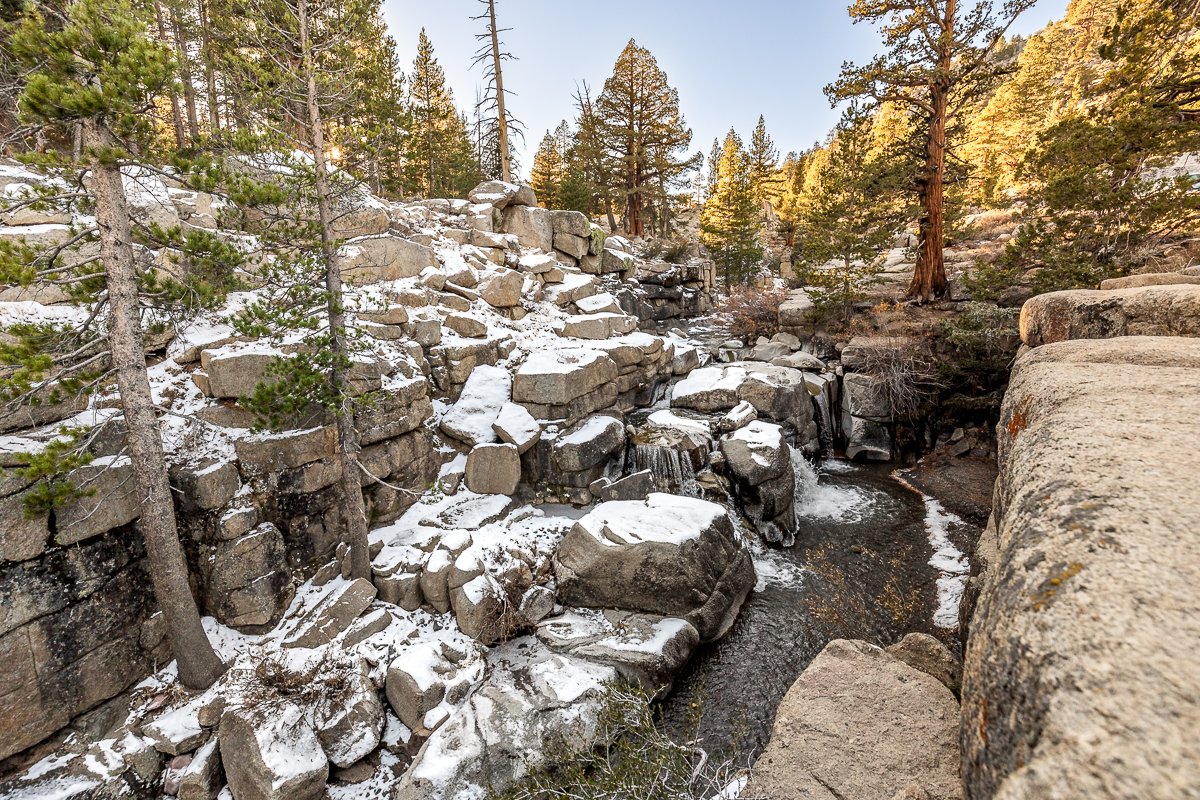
xmin=751 ymin=541 xmax=809 ymax=591
xmin=791 ymin=449 xmax=878 ymax=524
xmin=920 ymin=495 xmax=971 ymax=629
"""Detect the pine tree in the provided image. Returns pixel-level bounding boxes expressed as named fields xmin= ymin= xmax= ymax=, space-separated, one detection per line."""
xmin=529 ymin=129 xmax=565 ymax=208
xmin=982 ymin=0 xmax=1200 ymax=295
xmin=405 ymin=29 xmax=478 ymax=198
xmin=595 ymin=40 xmax=698 ymax=238
xmin=700 ymin=130 xmax=762 ymax=285
xmin=3 ymin=0 xmax=231 ymax=689
xmin=827 ymin=0 xmax=1038 ymax=302
xmin=216 ymin=0 xmax=409 ymax=582
xmin=706 ymin=138 xmax=722 ymax=198
xmin=794 ymin=109 xmax=910 ymax=324
xmin=748 ymin=115 xmax=780 ymax=205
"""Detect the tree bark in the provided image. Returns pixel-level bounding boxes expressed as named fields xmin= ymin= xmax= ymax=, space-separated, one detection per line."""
xmin=170 ymin=6 xmax=200 ymax=142
xmin=86 ymin=120 xmax=225 ymax=690
xmin=908 ymin=0 xmax=953 ymax=303
xmin=485 ymin=0 xmax=510 ymax=184
xmin=298 ymin=0 xmax=371 ymax=581
xmin=197 ymin=0 xmax=221 ymax=135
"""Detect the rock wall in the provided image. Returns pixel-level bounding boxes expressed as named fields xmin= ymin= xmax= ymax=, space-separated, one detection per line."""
xmin=961 ymin=284 xmax=1200 ymax=798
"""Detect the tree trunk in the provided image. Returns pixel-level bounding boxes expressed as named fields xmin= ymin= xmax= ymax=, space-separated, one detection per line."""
xmin=171 ymin=7 xmax=201 ymax=142
xmin=197 ymin=0 xmax=221 ymax=135
xmin=486 ymin=0 xmax=510 ymax=183
xmin=86 ymin=120 xmax=225 ymax=690
xmin=298 ymin=0 xmax=371 ymax=581
xmin=152 ymin=0 xmax=186 ymax=148
xmin=908 ymin=0 xmax=953 ymax=303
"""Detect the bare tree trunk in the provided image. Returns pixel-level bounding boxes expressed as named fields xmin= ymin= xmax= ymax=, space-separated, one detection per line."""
xmin=170 ymin=6 xmax=201 ymax=142
xmin=152 ymin=0 xmax=186 ymax=148
xmin=86 ymin=120 xmax=225 ymax=690
xmin=485 ymin=0 xmax=511 ymax=183
xmin=198 ymin=0 xmax=221 ymax=135
xmin=909 ymin=0 xmax=953 ymax=303
xmin=298 ymin=0 xmax=371 ymax=581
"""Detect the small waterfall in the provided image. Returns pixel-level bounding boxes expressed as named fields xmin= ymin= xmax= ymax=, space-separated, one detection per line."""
xmin=790 ymin=447 xmax=875 ymax=523
xmin=630 ymin=444 xmax=702 ymax=497
xmin=813 ymin=391 xmax=835 ymax=455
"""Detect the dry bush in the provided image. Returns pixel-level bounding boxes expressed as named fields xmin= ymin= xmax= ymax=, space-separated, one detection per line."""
xmin=722 ymin=285 xmax=788 ymax=341
xmin=857 ymin=338 xmax=943 ymax=421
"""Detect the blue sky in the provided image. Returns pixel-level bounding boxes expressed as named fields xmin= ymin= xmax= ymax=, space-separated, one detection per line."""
xmin=382 ymin=0 xmax=1071 ymax=176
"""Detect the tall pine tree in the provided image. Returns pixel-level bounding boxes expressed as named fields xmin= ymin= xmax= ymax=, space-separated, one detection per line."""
xmin=405 ymin=29 xmax=478 ymax=198
xmin=595 ymin=40 xmax=698 ymax=238
xmin=827 ymin=0 xmax=1037 ymax=302
xmin=700 ymin=130 xmax=762 ymax=285
xmin=748 ymin=115 xmax=780 ymax=205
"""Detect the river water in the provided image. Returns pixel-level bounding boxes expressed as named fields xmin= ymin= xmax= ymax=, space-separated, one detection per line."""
xmin=659 ymin=454 xmax=978 ymax=767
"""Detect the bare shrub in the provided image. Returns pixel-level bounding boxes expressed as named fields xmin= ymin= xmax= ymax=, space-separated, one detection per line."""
xmin=722 ymin=284 xmax=788 ymax=341
xmin=856 ymin=338 xmax=942 ymax=421
xmin=499 ymin=685 xmax=760 ymax=800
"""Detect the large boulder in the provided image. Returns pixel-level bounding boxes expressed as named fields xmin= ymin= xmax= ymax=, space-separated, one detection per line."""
xmin=439 ymin=365 xmax=510 ymax=447
xmin=778 ymin=289 xmax=816 ymax=330
xmin=282 ymin=578 xmax=377 ymax=649
xmin=469 ymin=180 xmax=536 ymax=210
xmin=206 ymin=523 xmax=292 ymax=629
xmin=338 ymin=234 xmax=438 ymax=284
xmin=552 ymin=414 xmax=625 ymax=473
xmin=502 ymin=205 xmax=554 ymax=251
xmin=554 ymin=493 xmax=755 ymax=642
xmin=395 ymin=641 xmax=615 ymax=800
xmin=841 ymin=371 xmax=893 ymax=462
xmin=464 ymin=443 xmax=521 ymax=495
xmin=961 ymin=337 xmax=1200 ymax=800
xmin=311 ymin=659 xmax=383 ymax=768
xmin=537 ymin=610 xmax=699 ymax=691
xmin=218 ymin=703 xmax=329 ymax=800
xmin=477 ymin=268 xmax=524 ymax=308
xmin=513 ymin=348 xmax=618 ymax=412
xmin=1019 ymin=284 xmax=1200 ymax=347
xmin=720 ymin=421 xmax=797 ymax=547
xmin=746 ymin=639 xmax=961 ymax=800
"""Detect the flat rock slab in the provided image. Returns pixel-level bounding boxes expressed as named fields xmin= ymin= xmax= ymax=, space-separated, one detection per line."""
xmin=1019 ymin=284 xmax=1200 ymax=346
xmin=283 ymin=578 xmax=377 ymax=649
xmin=747 ymin=639 xmax=961 ymax=800
xmin=961 ymin=336 xmax=1200 ymax=799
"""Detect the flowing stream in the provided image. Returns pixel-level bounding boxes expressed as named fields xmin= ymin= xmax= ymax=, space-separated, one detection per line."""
xmin=659 ymin=453 xmax=979 ymax=767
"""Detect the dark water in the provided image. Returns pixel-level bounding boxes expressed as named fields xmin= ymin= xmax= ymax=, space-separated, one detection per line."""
xmin=659 ymin=459 xmax=978 ymax=766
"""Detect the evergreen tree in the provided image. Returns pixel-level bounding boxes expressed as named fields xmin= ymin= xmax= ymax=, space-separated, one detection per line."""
xmin=405 ymin=29 xmax=478 ymax=198
xmin=748 ymin=115 xmax=780 ymax=204
xmin=529 ymin=129 xmax=565 ymax=208
xmin=827 ymin=0 xmax=1037 ymax=302
xmin=981 ymin=0 xmax=1200 ymax=295
xmin=568 ymin=82 xmax=613 ymax=225
xmin=3 ymin=0 xmax=231 ymax=689
xmin=794 ymin=109 xmax=909 ymax=324
xmin=595 ymin=40 xmax=698 ymax=238
xmin=706 ymin=138 xmax=722 ymax=199
xmin=700 ymin=130 xmax=762 ymax=285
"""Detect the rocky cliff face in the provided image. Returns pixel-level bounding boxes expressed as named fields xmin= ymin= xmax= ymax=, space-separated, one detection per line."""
xmin=961 ymin=282 xmax=1200 ymax=799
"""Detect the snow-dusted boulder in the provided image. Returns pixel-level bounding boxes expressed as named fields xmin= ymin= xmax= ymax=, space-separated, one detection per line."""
xmin=552 ymin=414 xmax=625 ymax=473
xmin=218 ymin=702 xmax=329 ymax=800
xmin=513 ymin=348 xmax=618 ymax=408
xmin=477 ymin=268 xmax=524 ymax=308
xmin=337 ymin=234 xmax=438 ymax=284
xmin=502 ymin=205 xmax=553 ymax=251
xmin=394 ymin=641 xmax=615 ymax=800
xmin=464 ymin=443 xmax=521 ymax=495
xmin=557 ymin=312 xmax=638 ymax=341
xmin=720 ymin=421 xmax=797 ymax=547
xmin=439 ymin=365 xmax=510 ymax=447
xmin=554 ymin=493 xmax=754 ymax=642
xmin=492 ymin=402 xmax=540 ymax=454
xmin=312 ymin=659 xmax=383 ymax=768
xmin=468 ymin=180 xmax=536 ymax=210
xmin=671 ymin=365 xmax=746 ymax=413
xmin=537 ymin=609 xmax=700 ymax=691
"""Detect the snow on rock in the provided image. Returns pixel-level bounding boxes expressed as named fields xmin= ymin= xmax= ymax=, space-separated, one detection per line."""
xmin=554 ymin=494 xmax=755 ymax=642
xmin=218 ymin=702 xmax=329 ymax=800
xmin=394 ymin=638 xmax=616 ymax=800
xmin=491 ymin=402 xmax=541 ymax=453
xmin=439 ymin=364 xmax=511 ymax=446
xmin=671 ymin=365 xmax=747 ymax=413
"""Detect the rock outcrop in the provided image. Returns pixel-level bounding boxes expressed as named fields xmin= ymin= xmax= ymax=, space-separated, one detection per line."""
xmin=553 ymin=494 xmax=755 ymax=642
xmin=961 ymin=335 xmax=1200 ymax=799
xmin=747 ymin=639 xmax=961 ymax=800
